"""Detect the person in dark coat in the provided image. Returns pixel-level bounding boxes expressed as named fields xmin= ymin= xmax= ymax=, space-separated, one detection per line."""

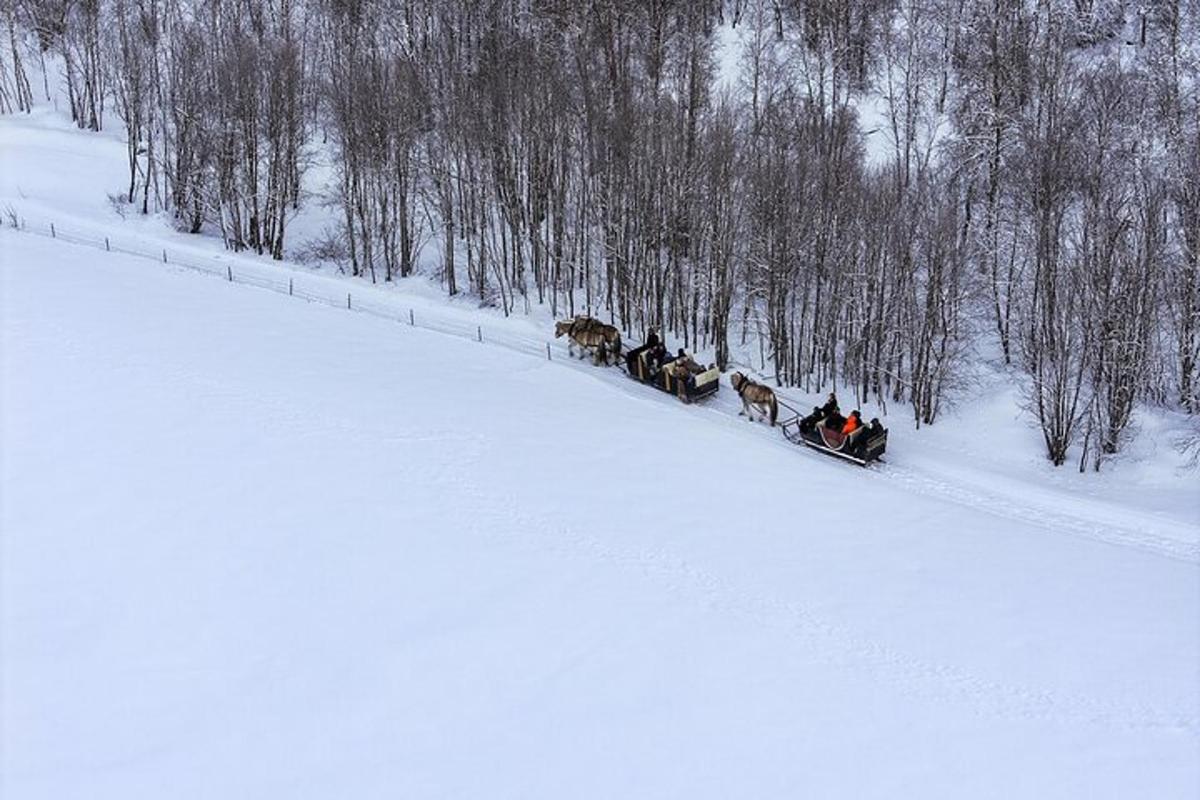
xmin=821 ymin=392 xmax=840 ymax=418
xmin=644 ymin=329 xmax=667 ymax=373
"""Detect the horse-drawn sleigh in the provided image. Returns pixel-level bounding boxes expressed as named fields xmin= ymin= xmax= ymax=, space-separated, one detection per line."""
xmin=624 ymin=340 xmax=721 ymax=404
xmin=727 ymin=369 xmax=888 ymax=466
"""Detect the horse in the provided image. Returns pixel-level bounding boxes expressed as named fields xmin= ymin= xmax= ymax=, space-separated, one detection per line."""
xmin=554 ymin=316 xmax=622 ymax=365
xmin=730 ymin=371 xmax=778 ymax=426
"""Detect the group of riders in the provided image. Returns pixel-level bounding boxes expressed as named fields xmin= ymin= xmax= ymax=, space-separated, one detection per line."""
xmin=643 ymin=329 xmax=707 ymax=380
xmin=800 ymin=392 xmax=884 ymax=441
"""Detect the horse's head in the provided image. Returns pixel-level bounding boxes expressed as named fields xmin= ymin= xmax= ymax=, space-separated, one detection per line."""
xmin=554 ymin=321 xmax=569 ymax=338
xmin=730 ymin=372 xmax=744 ymax=392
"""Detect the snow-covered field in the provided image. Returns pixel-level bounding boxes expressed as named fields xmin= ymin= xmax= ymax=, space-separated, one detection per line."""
xmin=2 ymin=108 xmax=1198 ymax=798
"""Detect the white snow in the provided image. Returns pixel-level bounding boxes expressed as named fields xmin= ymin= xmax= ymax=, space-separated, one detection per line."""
xmin=3 ymin=227 xmax=1198 ymax=798
xmin=2 ymin=99 xmax=1199 ymax=799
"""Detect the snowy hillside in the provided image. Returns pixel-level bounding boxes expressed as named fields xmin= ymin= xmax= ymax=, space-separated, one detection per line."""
xmin=3 ymin=215 xmax=1199 ymax=798
xmin=2 ymin=104 xmax=1197 ymax=504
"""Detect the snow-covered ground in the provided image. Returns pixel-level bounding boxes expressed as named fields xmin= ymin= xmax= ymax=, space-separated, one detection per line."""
xmin=2 ymin=225 xmax=1198 ymax=798
xmin=2 ymin=104 xmax=1199 ymax=797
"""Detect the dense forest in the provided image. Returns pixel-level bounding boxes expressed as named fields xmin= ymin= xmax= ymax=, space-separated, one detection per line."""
xmin=1 ymin=0 xmax=1197 ymax=468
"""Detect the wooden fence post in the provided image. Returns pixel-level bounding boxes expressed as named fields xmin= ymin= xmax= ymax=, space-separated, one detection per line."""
xmin=477 ymin=325 xmax=482 ymax=342
xmin=105 ymin=237 xmax=110 ymax=251
xmin=162 ymin=249 xmax=168 ymax=263
xmin=50 ymin=223 xmax=55 ymax=238
xmin=347 ymin=293 xmax=352 ymax=309
xmin=289 ymin=278 xmax=293 ymax=296
xmin=409 ymin=309 xmax=414 ymax=326
xmin=546 ymin=343 xmax=551 ymax=360
xmin=227 ymin=265 xmax=233 ymax=281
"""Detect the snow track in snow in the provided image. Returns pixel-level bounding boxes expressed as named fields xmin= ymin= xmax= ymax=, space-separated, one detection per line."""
xmin=875 ymin=463 xmax=1199 ymax=564
xmin=476 ymin=496 xmax=1197 ymax=736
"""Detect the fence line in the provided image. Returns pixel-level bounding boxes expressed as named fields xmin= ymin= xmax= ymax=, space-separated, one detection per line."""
xmin=4 ymin=217 xmax=561 ymax=365
xmin=4 ymin=217 xmax=857 ymax=445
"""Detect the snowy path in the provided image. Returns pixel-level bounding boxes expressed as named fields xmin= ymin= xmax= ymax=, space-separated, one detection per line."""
xmin=3 ymin=233 xmax=1198 ymax=798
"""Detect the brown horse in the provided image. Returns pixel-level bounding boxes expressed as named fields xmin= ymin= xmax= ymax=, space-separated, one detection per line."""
xmin=554 ymin=316 xmax=622 ymax=365
xmin=731 ymin=371 xmax=778 ymax=425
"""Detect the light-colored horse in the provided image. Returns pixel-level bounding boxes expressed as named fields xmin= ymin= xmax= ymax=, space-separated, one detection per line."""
xmin=554 ymin=316 xmax=622 ymax=365
xmin=730 ymin=371 xmax=778 ymax=425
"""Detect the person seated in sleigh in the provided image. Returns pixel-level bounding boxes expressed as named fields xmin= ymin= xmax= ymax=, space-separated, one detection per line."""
xmin=665 ymin=348 xmax=707 ymax=381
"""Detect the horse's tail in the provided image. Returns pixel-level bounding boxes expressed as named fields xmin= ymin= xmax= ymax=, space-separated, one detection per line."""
xmin=611 ymin=333 xmax=622 ymax=360
xmin=768 ymin=392 xmax=778 ymax=426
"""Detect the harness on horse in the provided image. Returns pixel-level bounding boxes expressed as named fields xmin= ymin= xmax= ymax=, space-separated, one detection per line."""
xmin=570 ymin=317 xmax=608 ymax=341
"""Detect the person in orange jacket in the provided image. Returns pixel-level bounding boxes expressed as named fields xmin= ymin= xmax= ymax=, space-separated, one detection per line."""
xmin=842 ymin=409 xmax=862 ymax=435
